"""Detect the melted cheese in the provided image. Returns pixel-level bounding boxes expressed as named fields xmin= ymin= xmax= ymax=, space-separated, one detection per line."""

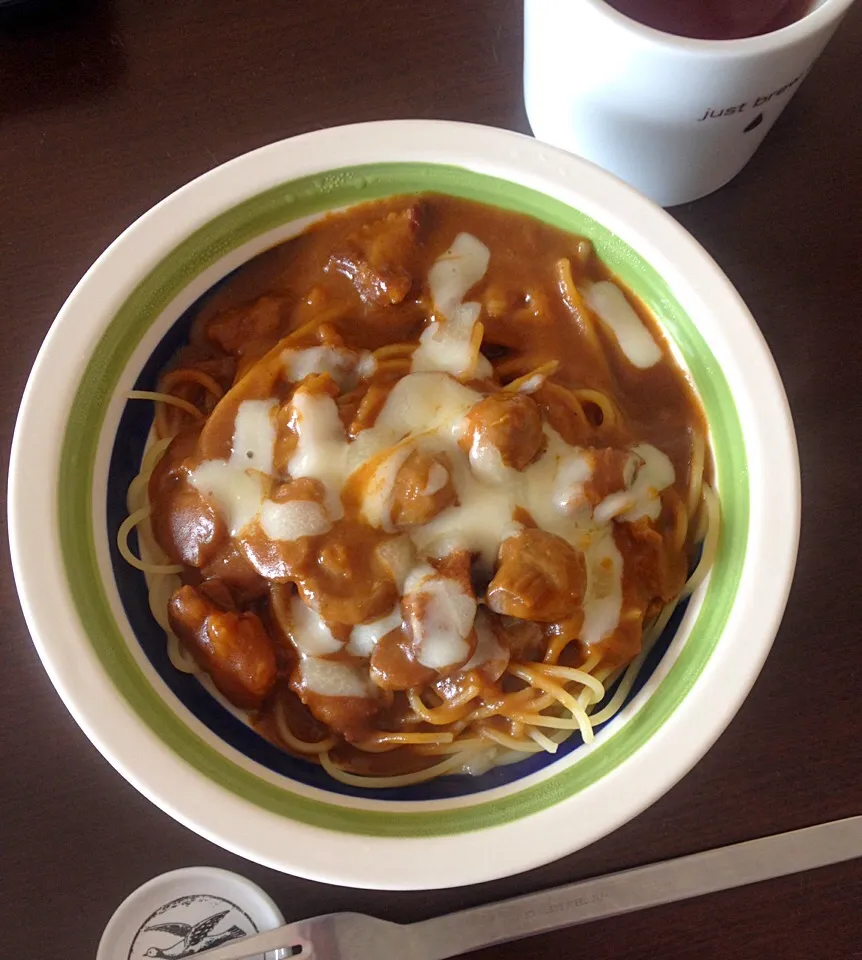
xmin=347 ymin=608 xmax=403 ymax=658
xmin=189 ymin=399 xmax=276 ymax=535
xmin=288 ymin=388 xmax=349 ymax=518
xmin=288 ymin=594 xmax=343 ymax=657
xmin=594 ymin=444 xmax=675 ymax=524
xmin=553 ymin=448 xmax=595 ymax=514
xmin=467 ymin=430 xmax=517 ymax=487
xmin=585 ymin=281 xmax=662 ymax=369
xmin=342 ymin=373 xmax=482 ymax=482
xmin=375 ymin=372 xmax=481 ymax=439
xmin=621 ymin=444 xmax=675 ymax=522
xmin=403 ymin=565 xmax=476 ymax=669
xmin=411 ymin=442 xmax=516 ymax=566
xmin=359 ymin=442 xmax=415 ymax=531
xmin=231 ymin=399 xmax=277 ymax=474
xmin=260 ymin=499 xmax=331 ymax=541
xmin=413 ymin=233 xmax=492 ymax=379
xmin=422 ymin=461 xmax=450 ymax=496
xmin=427 ymin=232 xmax=490 ymax=319
xmin=288 ymin=373 xmax=483 ymax=534
xmin=282 ymin=345 xmax=375 ymax=390
xmin=188 ymin=461 xmax=265 ymax=536
xmin=413 ymin=426 xmax=593 ymax=569
xmin=413 ymin=303 xmax=492 ymax=379
xmin=375 ymin=536 xmax=415 ymax=592
xmin=300 ymin=657 xmax=375 ymax=699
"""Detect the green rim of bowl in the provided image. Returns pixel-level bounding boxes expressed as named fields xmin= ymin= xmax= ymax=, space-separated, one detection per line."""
xmin=58 ymin=162 xmax=749 ymax=837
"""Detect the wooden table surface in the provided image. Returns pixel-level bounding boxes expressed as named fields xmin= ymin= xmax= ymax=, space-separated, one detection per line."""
xmin=3 ymin=2 xmax=861 ymax=957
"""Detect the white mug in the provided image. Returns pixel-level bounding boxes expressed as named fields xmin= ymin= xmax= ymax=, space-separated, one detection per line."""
xmin=524 ymin=0 xmax=856 ymax=206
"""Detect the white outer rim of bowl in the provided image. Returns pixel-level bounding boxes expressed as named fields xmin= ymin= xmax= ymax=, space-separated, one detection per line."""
xmin=8 ymin=119 xmax=800 ymax=890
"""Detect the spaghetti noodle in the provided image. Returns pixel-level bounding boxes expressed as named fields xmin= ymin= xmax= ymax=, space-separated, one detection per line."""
xmin=121 ymin=193 xmax=718 ymax=787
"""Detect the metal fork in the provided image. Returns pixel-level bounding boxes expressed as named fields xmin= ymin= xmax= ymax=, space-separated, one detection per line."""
xmin=196 ymin=815 xmax=862 ymax=960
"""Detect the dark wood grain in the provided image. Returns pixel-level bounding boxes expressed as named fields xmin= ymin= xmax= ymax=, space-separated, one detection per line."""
xmin=2 ymin=2 xmax=860 ymax=958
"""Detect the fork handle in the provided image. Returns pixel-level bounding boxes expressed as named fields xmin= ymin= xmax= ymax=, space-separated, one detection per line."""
xmin=187 ymin=926 xmax=300 ymax=960
xmin=412 ymin=815 xmax=862 ymax=960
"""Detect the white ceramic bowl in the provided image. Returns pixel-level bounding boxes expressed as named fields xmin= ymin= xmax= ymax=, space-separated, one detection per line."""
xmin=8 ymin=120 xmax=799 ymax=890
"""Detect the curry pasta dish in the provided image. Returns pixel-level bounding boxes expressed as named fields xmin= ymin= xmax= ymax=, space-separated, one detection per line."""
xmin=121 ymin=195 xmax=718 ymax=787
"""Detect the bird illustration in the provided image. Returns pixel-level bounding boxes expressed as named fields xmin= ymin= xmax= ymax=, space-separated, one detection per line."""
xmin=143 ymin=909 xmax=247 ymax=958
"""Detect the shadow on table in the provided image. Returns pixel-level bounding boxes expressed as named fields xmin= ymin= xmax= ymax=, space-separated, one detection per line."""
xmin=0 ymin=0 xmax=125 ymax=116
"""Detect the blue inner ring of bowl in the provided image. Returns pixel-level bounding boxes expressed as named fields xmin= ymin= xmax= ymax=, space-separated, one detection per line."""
xmin=107 ymin=272 xmax=690 ymax=801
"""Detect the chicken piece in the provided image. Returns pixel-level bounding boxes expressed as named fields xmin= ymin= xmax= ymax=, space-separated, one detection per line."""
xmin=498 ymin=615 xmax=545 ymax=661
xmin=200 ymin=541 xmax=268 ymax=603
xmin=590 ymin=563 xmax=649 ymax=673
xmin=239 ymin=478 xmax=330 ymax=582
xmin=327 ymin=205 xmax=422 ymax=306
xmin=435 ymin=608 xmax=510 ymax=702
xmin=168 ymin=583 xmax=278 ymax=708
xmin=299 ymin=690 xmax=379 ymax=742
xmin=486 ymin=529 xmax=586 ymax=623
xmin=205 ymin=295 xmax=286 ymax=356
xmin=459 ymin=393 xmax=544 ymax=474
xmin=584 ymin=448 xmax=638 ymax=506
xmin=369 ymin=629 xmax=436 ymax=691
xmin=389 ymin=449 xmax=457 ymax=528
xmin=150 ymin=485 xmax=225 ymax=568
xmin=294 ymin=521 xmax=399 ymax=625
xmin=196 ymin=577 xmax=237 ymax=610
xmin=149 ymin=430 xmax=228 ymax=568
xmin=290 ymin=658 xmax=381 ymax=741
xmin=615 ymin=510 xmax=687 ymax=607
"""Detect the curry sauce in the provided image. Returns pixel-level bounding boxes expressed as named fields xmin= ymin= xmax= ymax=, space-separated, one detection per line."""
xmin=133 ymin=194 xmax=713 ymax=784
